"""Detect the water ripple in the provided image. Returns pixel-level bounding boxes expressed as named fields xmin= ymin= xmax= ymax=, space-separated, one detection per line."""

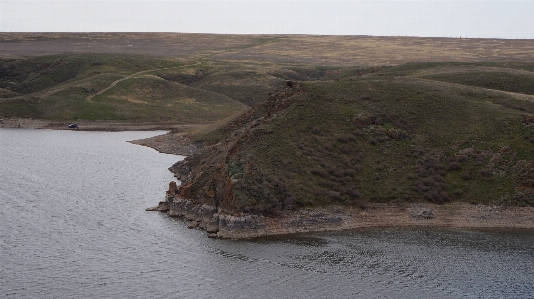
xmin=1 ymin=129 xmax=533 ymax=299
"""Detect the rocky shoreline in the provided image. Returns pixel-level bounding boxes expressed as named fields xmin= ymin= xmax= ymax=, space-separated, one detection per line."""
xmin=7 ymin=118 xmax=533 ymax=238
xmin=148 ymin=182 xmax=534 ymax=239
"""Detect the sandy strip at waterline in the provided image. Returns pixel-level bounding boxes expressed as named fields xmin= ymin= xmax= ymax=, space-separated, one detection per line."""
xmin=214 ymin=202 xmax=534 ymax=239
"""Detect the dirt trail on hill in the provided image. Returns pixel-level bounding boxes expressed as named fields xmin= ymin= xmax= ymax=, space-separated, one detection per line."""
xmin=86 ymin=61 xmax=201 ymax=102
xmin=409 ymin=77 xmax=534 ymax=103
xmin=410 ymin=66 xmax=534 ymax=77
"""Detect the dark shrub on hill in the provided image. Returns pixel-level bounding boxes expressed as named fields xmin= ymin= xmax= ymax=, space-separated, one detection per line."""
xmin=414 ymin=157 xmax=450 ymax=204
xmin=447 ymin=161 xmax=462 ymax=170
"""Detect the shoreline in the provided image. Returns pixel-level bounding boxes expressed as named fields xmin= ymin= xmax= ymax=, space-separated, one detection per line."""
xmin=149 ymin=194 xmax=534 ymax=239
xmin=0 ymin=118 xmax=200 ymax=156
xmin=0 ymin=117 xmax=205 ymax=132
xmin=4 ymin=118 xmax=533 ymax=237
xmin=248 ymin=203 xmax=534 ymax=239
xmin=213 ymin=202 xmax=534 ymax=239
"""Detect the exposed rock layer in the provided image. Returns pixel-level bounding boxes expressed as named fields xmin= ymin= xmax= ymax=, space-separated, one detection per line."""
xmin=148 ymin=183 xmax=534 ymax=239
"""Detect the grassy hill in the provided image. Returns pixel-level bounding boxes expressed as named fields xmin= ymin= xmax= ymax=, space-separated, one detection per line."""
xmin=0 ymin=54 xmax=347 ymax=122
xmin=2 ymin=33 xmax=534 ymax=211
xmin=0 ymin=54 xmax=249 ymax=122
xmin=175 ymin=62 xmax=534 ymax=214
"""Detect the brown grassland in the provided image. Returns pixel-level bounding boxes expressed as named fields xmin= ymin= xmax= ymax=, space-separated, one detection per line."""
xmin=2 ymin=33 xmax=534 ymax=64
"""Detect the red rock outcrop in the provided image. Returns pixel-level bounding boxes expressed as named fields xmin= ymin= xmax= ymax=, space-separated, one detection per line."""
xmin=150 ymin=82 xmax=304 ymax=238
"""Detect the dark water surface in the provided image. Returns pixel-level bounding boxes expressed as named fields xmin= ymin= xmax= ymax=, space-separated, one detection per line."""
xmin=1 ymin=129 xmax=533 ymax=298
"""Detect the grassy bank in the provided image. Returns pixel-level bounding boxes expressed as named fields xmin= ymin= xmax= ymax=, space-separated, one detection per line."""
xmin=182 ymin=62 xmax=534 ymax=214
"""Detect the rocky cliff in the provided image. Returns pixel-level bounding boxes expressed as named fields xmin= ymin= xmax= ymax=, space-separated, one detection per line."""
xmin=148 ymin=81 xmax=305 ymax=238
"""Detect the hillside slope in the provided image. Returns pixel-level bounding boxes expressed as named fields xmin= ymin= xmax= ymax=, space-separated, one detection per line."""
xmin=0 ymin=54 xmax=251 ymax=122
xmin=0 ymin=54 xmax=348 ymax=122
xmin=156 ymin=62 xmax=534 ymax=237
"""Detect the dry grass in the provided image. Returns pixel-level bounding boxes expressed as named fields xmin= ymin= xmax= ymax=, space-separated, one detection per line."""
xmin=213 ymin=35 xmax=534 ymax=66
xmin=2 ymin=33 xmax=533 ymax=66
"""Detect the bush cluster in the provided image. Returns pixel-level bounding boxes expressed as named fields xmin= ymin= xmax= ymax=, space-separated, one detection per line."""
xmin=414 ymin=157 xmax=450 ymax=204
xmin=381 ymin=112 xmax=417 ymax=133
xmin=297 ymin=131 xmax=364 ymax=205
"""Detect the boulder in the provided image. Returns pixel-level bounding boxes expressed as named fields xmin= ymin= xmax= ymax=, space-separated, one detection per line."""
xmin=411 ymin=208 xmax=435 ymax=219
xmin=206 ymin=214 xmax=220 ymax=233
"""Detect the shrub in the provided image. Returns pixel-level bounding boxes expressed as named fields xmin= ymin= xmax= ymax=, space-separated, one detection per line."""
xmin=377 ymin=136 xmax=388 ymax=143
xmin=311 ymin=168 xmax=328 ymax=177
xmin=322 ymin=143 xmax=334 ymax=152
xmin=328 ymin=191 xmax=342 ymax=201
xmin=353 ymin=199 xmax=369 ymax=209
xmin=480 ymin=169 xmax=492 ymax=177
xmin=353 ymin=114 xmax=374 ymax=126
xmin=447 ymin=161 xmax=462 ymax=170
xmin=339 ymin=144 xmax=353 ymax=154
xmin=373 ymin=117 xmax=384 ymax=125
xmin=342 ymin=186 xmax=361 ymax=198
xmin=523 ymin=115 xmax=534 ymax=124
xmin=424 ymin=190 xmax=450 ymax=204
xmin=311 ymin=127 xmax=321 ymax=134
xmin=343 ymin=169 xmax=358 ymax=178
xmin=337 ymin=135 xmax=355 ymax=143
xmin=414 ymin=156 xmax=450 ymax=203
xmin=386 ymin=128 xmax=410 ymax=140
xmin=414 ymin=180 xmax=430 ymax=193
xmin=461 ymin=172 xmax=473 ymax=181
xmin=330 ymin=167 xmax=345 ymax=178
xmin=456 ymin=155 xmax=468 ymax=162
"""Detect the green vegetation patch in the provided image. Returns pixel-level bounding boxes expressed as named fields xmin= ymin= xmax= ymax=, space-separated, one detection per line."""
xmin=0 ymin=54 xmax=182 ymax=95
xmin=93 ymin=77 xmax=245 ymax=122
xmin=224 ymin=75 xmax=534 ymax=211
xmin=0 ymin=97 xmax=43 ymax=119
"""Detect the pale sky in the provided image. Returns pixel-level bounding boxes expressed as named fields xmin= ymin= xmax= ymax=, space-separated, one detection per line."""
xmin=0 ymin=0 xmax=532 ymax=39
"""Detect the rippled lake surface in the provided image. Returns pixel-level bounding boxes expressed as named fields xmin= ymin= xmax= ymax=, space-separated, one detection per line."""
xmin=1 ymin=129 xmax=533 ymax=298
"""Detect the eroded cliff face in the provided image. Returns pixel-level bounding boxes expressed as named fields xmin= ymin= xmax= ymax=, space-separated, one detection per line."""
xmin=148 ymin=181 xmax=534 ymax=239
xmin=150 ymin=81 xmax=304 ymax=238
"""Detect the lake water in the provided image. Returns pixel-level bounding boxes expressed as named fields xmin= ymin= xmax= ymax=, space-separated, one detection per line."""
xmin=1 ymin=129 xmax=533 ymax=299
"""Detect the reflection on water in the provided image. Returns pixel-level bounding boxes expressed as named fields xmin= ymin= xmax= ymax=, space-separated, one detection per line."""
xmin=1 ymin=129 xmax=533 ymax=299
